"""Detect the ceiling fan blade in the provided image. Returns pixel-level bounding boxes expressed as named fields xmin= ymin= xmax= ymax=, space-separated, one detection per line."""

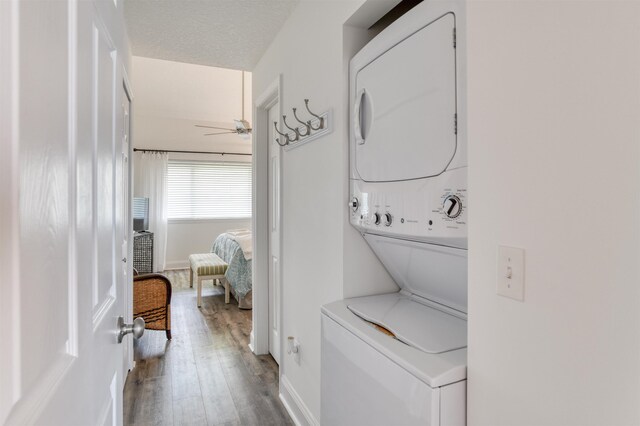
xmin=203 ymin=131 xmax=238 ymax=136
xmin=195 ymin=124 xmax=235 ymax=131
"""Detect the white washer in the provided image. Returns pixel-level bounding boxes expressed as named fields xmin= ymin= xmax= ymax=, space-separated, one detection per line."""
xmin=321 ymin=1 xmax=467 ymax=425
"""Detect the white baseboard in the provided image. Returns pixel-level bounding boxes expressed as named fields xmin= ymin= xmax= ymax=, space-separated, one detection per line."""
xmin=279 ymin=374 xmax=319 ymax=426
xmin=248 ymin=330 xmax=255 ymax=353
xmin=164 ymin=260 xmax=189 ymax=270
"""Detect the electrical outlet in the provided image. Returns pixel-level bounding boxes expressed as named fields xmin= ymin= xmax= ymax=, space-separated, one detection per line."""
xmin=287 ymin=336 xmax=301 ymax=364
xmin=497 ymin=246 xmax=525 ymax=301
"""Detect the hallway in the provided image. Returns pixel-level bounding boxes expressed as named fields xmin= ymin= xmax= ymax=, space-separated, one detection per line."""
xmin=123 ymin=271 xmax=292 ymax=426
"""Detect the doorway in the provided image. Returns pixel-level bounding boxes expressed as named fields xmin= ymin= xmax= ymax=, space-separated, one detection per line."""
xmin=267 ymin=100 xmax=282 ymax=364
xmin=252 ymin=76 xmax=283 ymax=363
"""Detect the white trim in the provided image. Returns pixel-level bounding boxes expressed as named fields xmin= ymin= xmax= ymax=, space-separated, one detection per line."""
xmin=67 ymin=0 xmax=79 ymax=358
xmin=122 ymin=74 xmax=134 ymax=374
xmin=248 ymin=330 xmax=255 ymax=353
xmin=9 ymin=0 xmax=20 ymax=406
xmin=92 ymin=296 xmax=116 ymax=331
xmin=4 ymin=354 xmax=76 ymax=425
xmin=279 ymin=375 xmax=319 ymax=426
xmin=252 ymin=75 xmax=283 ymax=356
xmin=97 ymin=372 xmax=116 ymax=426
xmin=0 ymin=0 xmax=21 ymax=421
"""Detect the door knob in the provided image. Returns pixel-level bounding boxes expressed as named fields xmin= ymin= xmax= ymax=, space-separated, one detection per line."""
xmin=117 ymin=316 xmax=145 ymax=343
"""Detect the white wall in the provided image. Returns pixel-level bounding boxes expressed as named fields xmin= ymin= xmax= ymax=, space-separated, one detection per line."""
xmin=252 ymin=1 xmax=398 ymax=423
xmin=467 ymin=1 xmax=640 ymax=425
xmin=132 ymin=57 xmax=253 ymax=268
xmin=132 ymin=56 xmax=252 ymax=154
xmin=165 ymin=218 xmax=251 ymax=269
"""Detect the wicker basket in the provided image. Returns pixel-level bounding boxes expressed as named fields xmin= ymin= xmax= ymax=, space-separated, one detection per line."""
xmin=133 ymin=232 xmax=153 ymax=274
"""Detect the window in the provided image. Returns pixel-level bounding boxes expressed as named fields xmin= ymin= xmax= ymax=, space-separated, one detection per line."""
xmin=167 ymin=160 xmax=252 ymax=219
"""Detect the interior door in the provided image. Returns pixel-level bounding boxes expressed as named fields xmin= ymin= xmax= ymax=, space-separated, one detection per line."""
xmin=0 ymin=0 xmax=130 ymax=424
xmin=268 ymin=102 xmax=281 ymax=364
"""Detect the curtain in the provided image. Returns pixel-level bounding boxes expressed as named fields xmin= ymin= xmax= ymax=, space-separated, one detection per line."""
xmin=134 ymin=151 xmax=168 ymax=272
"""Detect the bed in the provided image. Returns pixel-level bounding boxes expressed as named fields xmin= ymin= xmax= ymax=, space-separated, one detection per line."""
xmin=211 ymin=231 xmax=252 ymax=309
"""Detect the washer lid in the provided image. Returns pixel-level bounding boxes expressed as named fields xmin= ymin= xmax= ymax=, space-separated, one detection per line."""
xmin=347 ymin=292 xmax=467 ymax=354
xmin=363 ymin=234 xmax=468 ymax=314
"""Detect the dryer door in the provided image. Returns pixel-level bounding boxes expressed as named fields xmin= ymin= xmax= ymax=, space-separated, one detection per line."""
xmin=354 ymin=12 xmax=457 ymax=182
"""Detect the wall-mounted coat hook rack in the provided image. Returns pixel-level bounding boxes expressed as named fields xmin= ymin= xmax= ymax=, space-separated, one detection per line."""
xmin=282 ymin=115 xmax=300 ymax=142
xmin=272 ymin=99 xmax=332 ymax=149
xmin=274 ymin=121 xmax=292 ymax=147
xmin=292 ymin=108 xmax=311 ymax=137
xmin=304 ymin=99 xmax=324 ymax=131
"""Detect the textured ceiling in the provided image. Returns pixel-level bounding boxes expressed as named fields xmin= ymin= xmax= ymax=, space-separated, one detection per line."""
xmin=124 ymin=0 xmax=299 ymax=71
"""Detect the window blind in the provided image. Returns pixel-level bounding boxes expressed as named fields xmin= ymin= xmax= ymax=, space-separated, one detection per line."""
xmin=167 ymin=160 xmax=252 ymax=219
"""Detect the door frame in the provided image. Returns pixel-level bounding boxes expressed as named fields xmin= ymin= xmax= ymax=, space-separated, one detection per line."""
xmin=266 ymin=90 xmax=281 ymax=364
xmin=0 ymin=0 xmax=20 ymax=421
xmin=251 ymin=75 xmax=283 ymax=360
xmin=122 ymin=70 xmax=135 ymax=374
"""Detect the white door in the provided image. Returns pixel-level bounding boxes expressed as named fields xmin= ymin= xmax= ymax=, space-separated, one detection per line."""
xmin=268 ymin=102 xmax=281 ymax=364
xmin=0 ymin=0 xmax=131 ymax=424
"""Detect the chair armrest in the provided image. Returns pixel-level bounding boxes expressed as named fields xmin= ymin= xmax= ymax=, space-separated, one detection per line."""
xmin=133 ymin=273 xmax=172 ymax=310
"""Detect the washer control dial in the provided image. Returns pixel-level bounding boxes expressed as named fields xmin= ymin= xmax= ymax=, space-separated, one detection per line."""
xmin=443 ymin=195 xmax=462 ymax=219
xmin=373 ymin=213 xmax=381 ymax=225
xmin=384 ymin=213 xmax=392 ymax=227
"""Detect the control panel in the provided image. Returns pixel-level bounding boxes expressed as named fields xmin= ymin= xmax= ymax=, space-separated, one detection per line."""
xmin=349 ymin=167 xmax=467 ymax=248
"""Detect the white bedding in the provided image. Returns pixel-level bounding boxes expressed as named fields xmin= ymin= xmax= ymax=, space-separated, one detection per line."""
xmin=225 ymin=229 xmax=252 ymax=260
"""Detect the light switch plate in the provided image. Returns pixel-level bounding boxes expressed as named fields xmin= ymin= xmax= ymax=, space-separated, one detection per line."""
xmin=497 ymin=246 xmax=525 ymax=301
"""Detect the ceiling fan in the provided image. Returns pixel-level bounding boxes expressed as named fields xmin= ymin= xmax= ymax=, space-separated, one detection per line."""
xmin=195 ymin=70 xmax=252 ymax=139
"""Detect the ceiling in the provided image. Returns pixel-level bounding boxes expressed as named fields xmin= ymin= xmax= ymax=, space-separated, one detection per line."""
xmin=124 ymin=0 xmax=299 ymax=71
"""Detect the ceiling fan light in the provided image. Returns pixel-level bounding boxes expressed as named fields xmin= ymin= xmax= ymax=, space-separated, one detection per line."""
xmin=234 ymin=119 xmax=252 ymax=134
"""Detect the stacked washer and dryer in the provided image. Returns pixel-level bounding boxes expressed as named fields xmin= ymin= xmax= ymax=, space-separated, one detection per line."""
xmin=321 ymin=1 xmax=467 ymax=425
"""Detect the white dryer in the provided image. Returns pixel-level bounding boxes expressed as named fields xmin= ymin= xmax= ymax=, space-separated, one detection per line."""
xmin=321 ymin=1 xmax=467 ymax=425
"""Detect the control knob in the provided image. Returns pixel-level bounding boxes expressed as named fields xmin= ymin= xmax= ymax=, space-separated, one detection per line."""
xmin=349 ymin=197 xmax=359 ymax=212
xmin=384 ymin=213 xmax=392 ymax=227
xmin=373 ymin=213 xmax=381 ymax=225
xmin=443 ymin=195 xmax=462 ymax=219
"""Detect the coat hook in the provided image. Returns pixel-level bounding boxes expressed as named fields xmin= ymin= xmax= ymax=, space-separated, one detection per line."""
xmin=273 ymin=121 xmax=290 ymax=146
xmin=282 ymin=115 xmax=300 ymax=142
xmin=292 ymin=108 xmax=311 ymax=137
xmin=304 ymin=99 xmax=324 ymax=131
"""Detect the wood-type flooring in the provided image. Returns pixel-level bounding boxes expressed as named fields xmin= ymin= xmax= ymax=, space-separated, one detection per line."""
xmin=123 ymin=270 xmax=292 ymax=426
